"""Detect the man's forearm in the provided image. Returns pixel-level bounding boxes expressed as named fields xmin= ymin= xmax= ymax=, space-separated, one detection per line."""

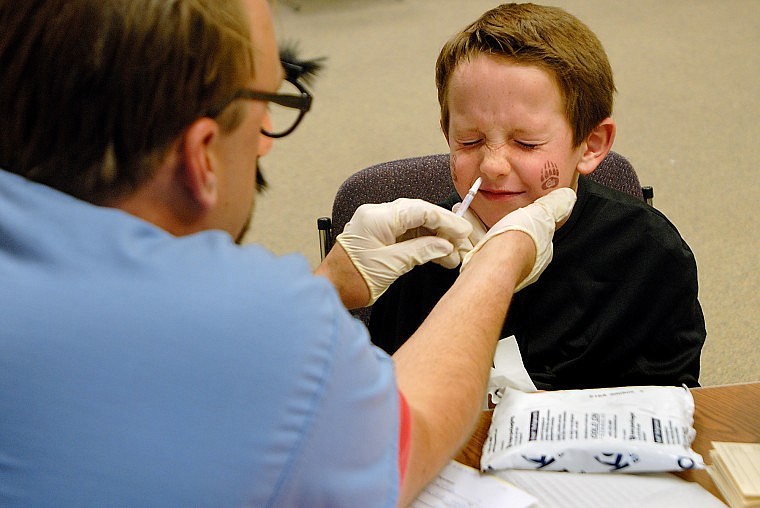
xmin=313 ymin=243 xmax=371 ymax=309
xmin=393 ymin=231 xmax=535 ymax=506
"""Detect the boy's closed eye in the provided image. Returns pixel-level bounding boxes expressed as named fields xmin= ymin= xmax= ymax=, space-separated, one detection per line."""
xmin=515 ymin=140 xmax=543 ymax=150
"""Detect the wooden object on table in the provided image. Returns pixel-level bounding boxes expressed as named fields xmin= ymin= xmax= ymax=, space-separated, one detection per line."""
xmin=675 ymin=382 xmax=760 ymax=500
xmin=454 ymin=409 xmax=493 ymax=470
xmin=707 ymin=442 xmax=760 ymax=507
xmin=454 ymin=382 xmax=760 ymax=504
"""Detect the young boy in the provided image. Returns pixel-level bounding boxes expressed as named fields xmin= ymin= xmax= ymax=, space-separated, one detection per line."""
xmin=369 ymin=3 xmax=706 ymax=390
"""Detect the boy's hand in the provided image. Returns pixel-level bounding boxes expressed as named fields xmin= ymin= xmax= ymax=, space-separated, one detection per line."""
xmin=460 ymin=188 xmax=577 ymax=291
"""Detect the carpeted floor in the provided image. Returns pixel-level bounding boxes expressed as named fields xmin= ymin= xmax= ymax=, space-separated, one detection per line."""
xmin=244 ymin=0 xmax=759 ymax=386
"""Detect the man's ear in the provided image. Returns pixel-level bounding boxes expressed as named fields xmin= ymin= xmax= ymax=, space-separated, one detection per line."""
xmin=180 ymin=118 xmax=220 ymax=210
xmin=441 ymin=118 xmax=450 ymax=145
xmin=577 ymin=117 xmax=616 ymax=175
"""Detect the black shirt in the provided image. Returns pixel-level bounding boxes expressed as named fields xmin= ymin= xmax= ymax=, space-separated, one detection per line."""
xmin=369 ymin=176 xmax=706 ymax=390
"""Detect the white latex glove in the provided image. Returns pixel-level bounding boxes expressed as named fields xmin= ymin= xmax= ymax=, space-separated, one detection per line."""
xmin=460 ymin=188 xmax=577 ymax=292
xmin=336 ymin=198 xmax=473 ymax=305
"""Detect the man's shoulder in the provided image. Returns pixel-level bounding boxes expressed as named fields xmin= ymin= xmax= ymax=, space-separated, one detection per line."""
xmin=171 ymin=237 xmax=347 ymax=332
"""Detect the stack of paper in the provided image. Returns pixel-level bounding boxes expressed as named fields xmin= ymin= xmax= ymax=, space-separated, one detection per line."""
xmin=708 ymin=442 xmax=760 ymax=507
xmin=411 ymin=461 xmax=537 ymax=508
xmin=493 ymin=469 xmax=727 ymax=508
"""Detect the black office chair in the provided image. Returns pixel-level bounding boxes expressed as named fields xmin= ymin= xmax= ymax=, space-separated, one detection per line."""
xmin=318 ymin=151 xmax=652 ymax=259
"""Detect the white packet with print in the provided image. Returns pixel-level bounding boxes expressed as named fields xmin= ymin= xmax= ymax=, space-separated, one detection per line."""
xmin=481 ymin=385 xmax=704 ymax=474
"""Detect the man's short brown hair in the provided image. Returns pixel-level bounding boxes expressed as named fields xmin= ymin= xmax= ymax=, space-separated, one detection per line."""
xmin=0 ymin=0 xmax=254 ymax=204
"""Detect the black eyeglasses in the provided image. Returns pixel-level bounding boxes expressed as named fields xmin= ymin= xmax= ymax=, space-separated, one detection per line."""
xmin=205 ymin=62 xmax=313 ymax=139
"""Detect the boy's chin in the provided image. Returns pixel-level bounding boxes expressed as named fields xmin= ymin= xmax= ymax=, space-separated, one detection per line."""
xmin=478 ymin=206 xmax=521 ymax=229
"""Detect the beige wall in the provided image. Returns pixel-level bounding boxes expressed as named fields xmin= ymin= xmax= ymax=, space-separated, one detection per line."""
xmin=245 ymin=0 xmax=760 ymax=386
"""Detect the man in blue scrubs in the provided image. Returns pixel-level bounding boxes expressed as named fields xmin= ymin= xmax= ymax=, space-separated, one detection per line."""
xmin=0 ymin=1 xmax=574 ymax=505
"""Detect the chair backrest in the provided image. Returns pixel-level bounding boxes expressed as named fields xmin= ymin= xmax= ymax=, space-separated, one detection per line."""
xmin=329 ymin=151 xmax=645 ymax=239
xmin=330 ymin=154 xmax=454 ymax=239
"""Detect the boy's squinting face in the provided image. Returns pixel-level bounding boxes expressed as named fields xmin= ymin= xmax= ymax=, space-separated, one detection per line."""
xmin=445 ymin=54 xmax=585 ymax=228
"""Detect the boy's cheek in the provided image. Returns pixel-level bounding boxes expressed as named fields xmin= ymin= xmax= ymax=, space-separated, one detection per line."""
xmin=539 ymin=160 xmax=561 ymax=190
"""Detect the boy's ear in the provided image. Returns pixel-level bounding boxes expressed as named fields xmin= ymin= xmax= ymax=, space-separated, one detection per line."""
xmin=180 ymin=118 xmax=220 ymax=210
xmin=577 ymin=117 xmax=616 ymax=175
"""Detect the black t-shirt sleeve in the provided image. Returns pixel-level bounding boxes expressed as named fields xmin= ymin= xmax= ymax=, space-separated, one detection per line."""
xmin=369 ymin=262 xmax=458 ymax=355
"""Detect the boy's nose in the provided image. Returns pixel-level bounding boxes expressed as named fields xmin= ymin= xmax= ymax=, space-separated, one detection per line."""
xmin=480 ymin=143 xmax=511 ymax=178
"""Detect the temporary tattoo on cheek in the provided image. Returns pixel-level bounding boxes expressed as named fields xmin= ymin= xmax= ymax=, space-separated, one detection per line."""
xmin=450 ymin=153 xmax=459 ymax=183
xmin=541 ymin=161 xmax=560 ymax=190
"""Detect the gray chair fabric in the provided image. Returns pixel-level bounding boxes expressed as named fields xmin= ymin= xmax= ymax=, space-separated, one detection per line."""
xmin=330 ymin=154 xmax=455 ymax=240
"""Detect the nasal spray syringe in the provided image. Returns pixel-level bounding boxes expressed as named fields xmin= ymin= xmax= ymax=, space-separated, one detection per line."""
xmin=456 ymin=177 xmax=482 ymax=217
xmin=399 ymin=177 xmax=482 ymax=242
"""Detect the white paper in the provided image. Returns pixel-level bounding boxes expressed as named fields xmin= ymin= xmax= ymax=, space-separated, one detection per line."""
xmin=411 ymin=461 xmax=537 ymax=508
xmin=486 ymin=336 xmax=537 ymax=408
xmin=493 ymin=469 xmax=727 ymax=508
